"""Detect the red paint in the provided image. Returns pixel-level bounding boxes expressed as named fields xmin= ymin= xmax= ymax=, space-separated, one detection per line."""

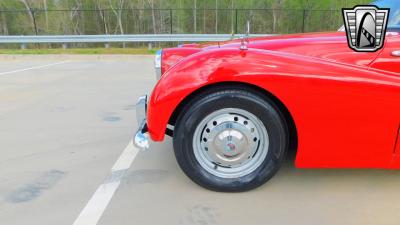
xmin=161 ymin=47 xmax=201 ymax=74
xmin=147 ymin=31 xmax=400 ymax=169
xmin=391 ymin=126 xmax=400 ymax=167
xmin=370 ymin=32 xmax=400 ymax=73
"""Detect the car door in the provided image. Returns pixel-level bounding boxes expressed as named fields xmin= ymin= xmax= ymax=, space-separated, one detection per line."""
xmin=369 ymin=33 xmax=400 ymax=168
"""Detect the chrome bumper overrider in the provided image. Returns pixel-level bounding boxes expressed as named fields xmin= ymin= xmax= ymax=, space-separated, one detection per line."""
xmin=134 ymin=95 xmax=149 ymax=150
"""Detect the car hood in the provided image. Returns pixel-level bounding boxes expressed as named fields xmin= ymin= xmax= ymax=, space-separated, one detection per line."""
xmin=212 ymin=32 xmax=350 ymax=58
xmin=162 ymin=31 xmax=381 ymax=76
xmin=215 ymin=31 xmax=383 ymax=67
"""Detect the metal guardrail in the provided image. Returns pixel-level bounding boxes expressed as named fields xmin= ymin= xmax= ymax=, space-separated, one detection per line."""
xmin=0 ymin=34 xmax=270 ymax=44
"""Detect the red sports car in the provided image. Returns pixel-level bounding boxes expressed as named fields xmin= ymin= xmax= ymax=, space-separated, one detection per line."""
xmin=135 ymin=1 xmax=400 ymax=192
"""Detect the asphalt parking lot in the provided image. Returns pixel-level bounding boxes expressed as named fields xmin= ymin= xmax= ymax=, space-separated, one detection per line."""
xmin=2 ymin=55 xmax=400 ymax=225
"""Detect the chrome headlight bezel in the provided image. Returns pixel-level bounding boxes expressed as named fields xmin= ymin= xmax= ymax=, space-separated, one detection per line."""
xmin=154 ymin=49 xmax=162 ymax=80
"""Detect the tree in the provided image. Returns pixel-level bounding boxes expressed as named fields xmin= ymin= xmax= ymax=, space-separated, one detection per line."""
xmin=147 ymin=0 xmax=156 ymax=34
xmin=109 ymin=0 xmax=125 ymax=34
xmin=18 ymin=0 xmax=37 ymax=34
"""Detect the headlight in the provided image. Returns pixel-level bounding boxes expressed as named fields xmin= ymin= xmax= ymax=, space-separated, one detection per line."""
xmin=154 ymin=49 xmax=162 ymax=80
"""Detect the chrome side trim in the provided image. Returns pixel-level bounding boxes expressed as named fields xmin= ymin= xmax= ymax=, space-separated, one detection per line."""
xmin=136 ymin=95 xmax=147 ymax=126
xmin=155 ymin=49 xmax=162 ymax=80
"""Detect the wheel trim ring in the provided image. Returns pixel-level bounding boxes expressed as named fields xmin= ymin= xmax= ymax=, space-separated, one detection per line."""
xmin=193 ymin=108 xmax=269 ymax=179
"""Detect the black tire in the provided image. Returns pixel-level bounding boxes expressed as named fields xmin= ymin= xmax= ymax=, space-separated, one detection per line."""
xmin=173 ymin=86 xmax=289 ymax=192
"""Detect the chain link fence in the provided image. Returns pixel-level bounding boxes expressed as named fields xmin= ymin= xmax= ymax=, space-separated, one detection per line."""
xmin=0 ymin=8 xmax=344 ymax=36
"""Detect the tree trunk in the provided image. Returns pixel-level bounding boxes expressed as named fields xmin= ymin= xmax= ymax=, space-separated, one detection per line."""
xmin=0 ymin=12 xmax=9 ymax=35
xmin=109 ymin=0 xmax=124 ymax=34
xmin=193 ymin=0 xmax=197 ymax=33
xmin=44 ymin=0 xmax=49 ymax=30
xmin=230 ymin=0 xmax=234 ymax=34
xmin=150 ymin=0 xmax=156 ymax=34
xmin=215 ymin=0 xmax=218 ymax=34
xmin=19 ymin=0 xmax=36 ymax=33
xmin=272 ymin=10 xmax=277 ymax=33
xmin=101 ymin=10 xmax=108 ymax=34
xmin=203 ymin=8 xmax=206 ymax=33
xmin=71 ymin=0 xmax=83 ymax=35
xmin=272 ymin=0 xmax=283 ymax=34
xmin=118 ymin=0 xmax=125 ymax=35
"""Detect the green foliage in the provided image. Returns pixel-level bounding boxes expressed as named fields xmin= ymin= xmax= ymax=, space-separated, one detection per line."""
xmin=0 ymin=0 xmax=371 ymax=36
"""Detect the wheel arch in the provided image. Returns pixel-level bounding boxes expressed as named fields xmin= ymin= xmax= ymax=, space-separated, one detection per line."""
xmin=168 ymin=81 xmax=298 ymax=155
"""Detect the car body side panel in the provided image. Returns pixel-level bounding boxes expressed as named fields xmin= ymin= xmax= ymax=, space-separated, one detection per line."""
xmin=147 ymin=48 xmax=400 ymax=168
xmin=391 ymin=125 xmax=400 ymax=167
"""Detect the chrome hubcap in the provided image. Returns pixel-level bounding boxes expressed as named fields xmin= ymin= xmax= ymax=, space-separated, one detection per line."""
xmin=193 ymin=108 xmax=269 ymax=178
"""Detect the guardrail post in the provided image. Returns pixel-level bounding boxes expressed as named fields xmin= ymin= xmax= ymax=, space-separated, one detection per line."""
xmin=104 ymin=43 xmax=110 ymax=49
xmin=62 ymin=43 xmax=68 ymax=49
xmin=20 ymin=44 xmax=27 ymax=50
xmin=148 ymin=42 xmax=152 ymax=51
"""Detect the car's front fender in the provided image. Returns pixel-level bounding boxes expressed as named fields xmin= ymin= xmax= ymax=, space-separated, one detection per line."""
xmin=148 ymin=47 xmax=299 ymax=141
xmin=147 ymin=47 xmax=400 ymax=168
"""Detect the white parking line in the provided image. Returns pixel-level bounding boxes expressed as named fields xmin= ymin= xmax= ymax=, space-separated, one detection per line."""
xmin=0 ymin=60 xmax=70 ymax=76
xmin=72 ymin=140 xmax=140 ymax=225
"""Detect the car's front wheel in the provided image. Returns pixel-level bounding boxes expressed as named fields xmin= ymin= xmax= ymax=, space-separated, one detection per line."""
xmin=173 ymin=87 xmax=289 ymax=192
